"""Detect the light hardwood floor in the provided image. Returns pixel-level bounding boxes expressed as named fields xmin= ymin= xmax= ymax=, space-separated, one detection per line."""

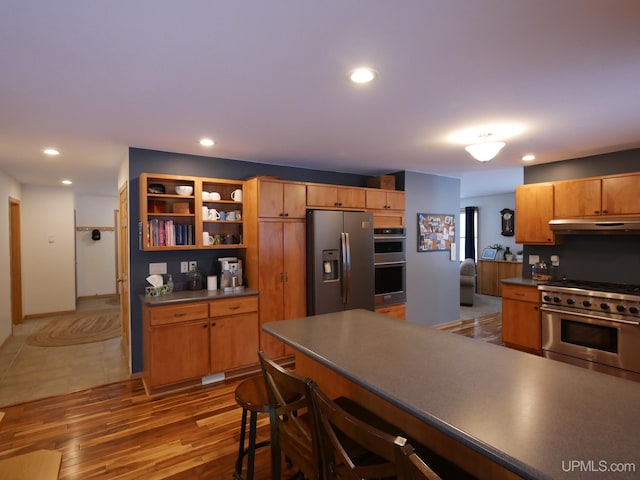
xmin=0 ymin=296 xmax=503 ymax=479
xmin=0 ymin=377 xmax=291 ymax=480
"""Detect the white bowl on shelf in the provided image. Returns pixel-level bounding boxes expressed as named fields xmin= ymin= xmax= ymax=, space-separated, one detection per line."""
xmin=175 ymin=186 xmax=193 ymax=196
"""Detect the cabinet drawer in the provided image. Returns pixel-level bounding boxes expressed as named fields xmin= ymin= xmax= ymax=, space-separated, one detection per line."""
xmin=149 ymin=302 xmax=209 ymax=326
xmin=501 ymin=284 xmax=539 ymax=303
xmin=210 ymin=296 xmax=258 ymax=317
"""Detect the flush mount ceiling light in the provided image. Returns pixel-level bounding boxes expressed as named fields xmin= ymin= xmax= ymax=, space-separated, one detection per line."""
xmin=61 ymin=179 xmax=72 ymax=185
xmin=199 ymin=138 xmax=215 ymax=147
xmin=43 ymin=148 xmax=60 ymax=156
xmin=522 ymin=154 xmax=536 ymax=161
xmin=348 ymin=67 xmax=377 ymax=84
xmin=464 ymin=133 xmax=506 ymax=162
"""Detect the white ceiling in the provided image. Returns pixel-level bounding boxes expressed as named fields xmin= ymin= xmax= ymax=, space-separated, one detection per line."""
xmin=1 ymin=1 xmax=639 ymax=198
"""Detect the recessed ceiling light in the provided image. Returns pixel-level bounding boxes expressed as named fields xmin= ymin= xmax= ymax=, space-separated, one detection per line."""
xmin=199 ymin=138 xmax=215 ymax=147
xmin=522 ymin=154 xmax=536 ymax=161
xmin=44 ymin=148 xmax=60 ymax=156
xmin=61 ymin=179 xmax=72 ymax=185
xmin=349 ymin=67 xmax=377 ymax=84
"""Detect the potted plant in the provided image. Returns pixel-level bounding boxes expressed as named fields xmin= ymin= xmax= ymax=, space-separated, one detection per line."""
xmin=516 ymin=249 xmax=524 ymax=262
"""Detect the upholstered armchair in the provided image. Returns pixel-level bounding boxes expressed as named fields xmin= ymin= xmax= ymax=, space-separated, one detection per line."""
xmin=460 ymin=258 xmax=476 ymax=306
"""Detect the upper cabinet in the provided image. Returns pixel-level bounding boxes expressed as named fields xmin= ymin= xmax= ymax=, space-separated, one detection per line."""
xmin=249 ymin=178 xmax=306 ymax=219
xmin=306 ymin=184 xmax=366 ymax=209
xmin=554 ymin=172 xmax=640 ymax=217
xmin=553 ymin=178 xmax=601 ymax=217
xmin=200 ymin=178 xmax=245 ymax=249
xmin=365 ymin=190 xmax=405 ymax=210
xmin=140 ymin=173 xmax=197 ymax=250
xmin=602 ymin=173 xmax=640 ymax=215
xmin=366 ymin=189 xmax=406 ymax=228
xmin=515 ymin=183 xmax=556 ymax=245
xmin=139 ymin=173 xmax=245 ymax=251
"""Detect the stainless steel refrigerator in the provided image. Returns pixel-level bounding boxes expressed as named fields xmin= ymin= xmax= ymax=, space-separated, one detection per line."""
xmin=307 ymin=210 xmax=375 ymax=314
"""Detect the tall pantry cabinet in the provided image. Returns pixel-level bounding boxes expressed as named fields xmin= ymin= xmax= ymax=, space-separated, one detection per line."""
xmin=244 ymin=177 xmax=307 ymax=359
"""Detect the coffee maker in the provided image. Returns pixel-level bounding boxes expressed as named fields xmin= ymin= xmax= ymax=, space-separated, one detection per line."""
xmin=218 ymin=257 xmax=243 ymax=290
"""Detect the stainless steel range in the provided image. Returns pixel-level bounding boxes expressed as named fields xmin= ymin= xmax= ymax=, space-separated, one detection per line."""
xmin=539 ymin=280 xmax=640 ymax=382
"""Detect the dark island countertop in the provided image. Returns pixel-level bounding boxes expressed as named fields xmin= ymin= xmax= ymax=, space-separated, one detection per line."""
xmin=141 ymin=288 xmax=258 ymax=306
xmin=264 ymin=309 xmax=640 ymax=480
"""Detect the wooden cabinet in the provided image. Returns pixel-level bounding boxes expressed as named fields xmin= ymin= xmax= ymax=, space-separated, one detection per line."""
xmin=139 ymin=173 xmax=245 ymax=250
xmin=253 ymin=178 xmax=306 ymax=219
xmin=253 ymin=221 xmax=306 ymax=359
xmin=366 ymin=190 xmax=406 ymax=228
xmin=553 ymin=178 xmax=601 ymax=217
xmin=501 ymin=283 xmax=541 ymax=355
xmin=375 ymin=303 xmax=406 ymax=320
xmin=306 ymin=184 xmax=366 ymax=209
xmin=555 ymin=173 xmax=640 ymax=217
xmin=244 ymin=177 xmax=307 ymax=360
xmin=142 ymin=302 xmax=210 ymax=388
xmin=602 ymin=173 xmax=640 ymax=215
xmin=209 ymin=296 xmax=259 ymax=373
xmin=515 ymin=183 xmax=557 ymax=244
xmin=477 ymin=260 xmax=523 ymax=296
xmin=142 ymin=295 xmax=259 ymax=390
xmin=366 ymin=190 xmax=405 ymax=210
xmin=200 ymin=178 xmax=245 ymax=249
xmin=140 ymin=173 xmax=197 ymax=250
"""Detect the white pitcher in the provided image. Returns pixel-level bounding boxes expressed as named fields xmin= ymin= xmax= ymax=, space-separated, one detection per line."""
xmin=231 ymin=189 xmax=242 ymax=202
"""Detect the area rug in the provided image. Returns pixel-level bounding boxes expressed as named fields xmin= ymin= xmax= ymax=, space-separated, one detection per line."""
xmin=26 ymin=309 xmax=120 ymax=347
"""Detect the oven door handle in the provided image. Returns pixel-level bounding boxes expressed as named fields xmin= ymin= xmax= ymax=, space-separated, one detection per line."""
xmin=541 ymin=306 xmax=640 ymax=326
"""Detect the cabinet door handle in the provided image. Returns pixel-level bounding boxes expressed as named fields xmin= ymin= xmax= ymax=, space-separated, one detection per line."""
xmin=279 ymin=212 xmax=284 ymax=217
xmin=210 ymin=322 xmax=217 ymax=327
xmin=229 ymin=305 xmax=240 ymax=310
xmin=202 ymin=323 xmax=208 ymax=328
xmin=515 ymin=292 xmax=525 ymax=297
xmin=284 ymin=212 xmax=289 ymax=217
xmin=174 ymin=313 xmax=187 ymax=317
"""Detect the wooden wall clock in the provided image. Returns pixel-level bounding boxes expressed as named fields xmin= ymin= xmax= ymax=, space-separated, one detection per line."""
xmin=501 ymin=208 xmax=514 ymax=236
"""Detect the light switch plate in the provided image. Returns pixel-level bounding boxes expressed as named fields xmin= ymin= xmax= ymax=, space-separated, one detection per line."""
xmin=528 ymin=254 xmax=540 ymax=264
xmin=149 ymin=262 xmax=167 ymax=275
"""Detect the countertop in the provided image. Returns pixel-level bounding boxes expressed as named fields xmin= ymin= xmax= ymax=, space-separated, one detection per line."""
xmin=500 ymin=277 xmax=540 ymax=287
xmin=264 ymin=309 xmax=640 ymax=480
xmin=140 ymin=288 xmax=258 ymax=306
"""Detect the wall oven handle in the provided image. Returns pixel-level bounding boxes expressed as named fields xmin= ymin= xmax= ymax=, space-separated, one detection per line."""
xmin=541 ymin=305 xmax=640 ymax=326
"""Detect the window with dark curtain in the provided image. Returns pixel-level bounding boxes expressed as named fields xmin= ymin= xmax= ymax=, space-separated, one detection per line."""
xmin=465 ymin=206 xmax=477 ymax=260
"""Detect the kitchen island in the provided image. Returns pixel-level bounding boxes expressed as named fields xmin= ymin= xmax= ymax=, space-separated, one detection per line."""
xmin=263 ymin=309 xmax=640 ymax=480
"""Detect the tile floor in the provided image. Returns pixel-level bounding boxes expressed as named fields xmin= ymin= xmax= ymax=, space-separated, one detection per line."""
xmin=0 ymin=296 xmax=130 ymax=408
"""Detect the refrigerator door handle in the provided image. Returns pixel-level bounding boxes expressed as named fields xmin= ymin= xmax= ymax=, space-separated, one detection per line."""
xmin=341 ymin=232 xmax=351 ymax=305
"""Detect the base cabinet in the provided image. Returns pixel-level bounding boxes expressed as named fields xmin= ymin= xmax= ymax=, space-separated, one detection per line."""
xmin=142 ymin=296 xmax=259 ymax=391
xmin=477 ymin=260 xmax=522 ymax=296
xmin=501 ymin=284 xmax=541 ymax=355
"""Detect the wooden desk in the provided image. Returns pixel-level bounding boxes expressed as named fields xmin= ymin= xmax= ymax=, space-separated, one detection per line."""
xmin=264 ymin=310 xmax=640 ymax=480
xmin=477 ymin=260 xmax=522 ymax=296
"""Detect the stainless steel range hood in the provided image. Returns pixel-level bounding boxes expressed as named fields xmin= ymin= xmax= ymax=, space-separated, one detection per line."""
xmin=549 ymin=217 xmax=640 ymax=234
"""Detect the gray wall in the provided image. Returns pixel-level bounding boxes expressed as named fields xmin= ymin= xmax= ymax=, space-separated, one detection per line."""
xmin=402 ymin=172 xmax=461 ymax=327
xmin=461 ymin=192 xmax=523 ymax=262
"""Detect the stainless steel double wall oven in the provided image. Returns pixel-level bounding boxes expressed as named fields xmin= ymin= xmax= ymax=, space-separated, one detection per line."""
xmin=373 ymin=228 xmax=406 ymax=306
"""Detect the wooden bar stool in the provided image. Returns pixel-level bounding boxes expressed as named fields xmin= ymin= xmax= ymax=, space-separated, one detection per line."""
xmin=234 ymin=375 xmax=272 ymax=480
